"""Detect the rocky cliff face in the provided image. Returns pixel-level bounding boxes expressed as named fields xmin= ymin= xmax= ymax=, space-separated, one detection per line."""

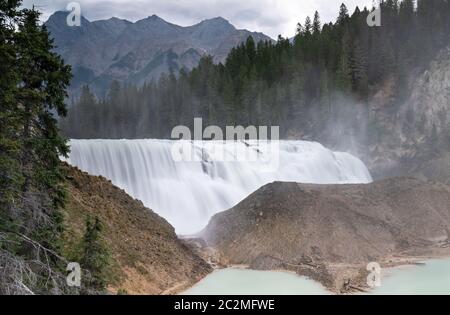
xmin=307 ymin=47 xmax=450 ymax=181
xmin=63 ymin=164 xmax=211 ymax=294
xmin=45 ymin=12 xmax=272 ymax=97
xmin=201 ymin=179 xmax=450 ymax=292
xmin=366 ymin=47 xmax=450 ymax=179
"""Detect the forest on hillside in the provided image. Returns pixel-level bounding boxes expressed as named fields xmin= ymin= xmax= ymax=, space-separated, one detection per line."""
xmin=62 ymin=0 xmax=450 ymax=141
xmin=0 ymin=1 xmax=110 ymax=294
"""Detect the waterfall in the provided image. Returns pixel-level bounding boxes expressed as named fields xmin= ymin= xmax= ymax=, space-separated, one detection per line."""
xmin=65 ymin=140 xmax=372 ymax=235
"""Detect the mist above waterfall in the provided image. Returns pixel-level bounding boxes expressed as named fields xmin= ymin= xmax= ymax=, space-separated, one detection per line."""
xmin=65 ymin=140 xmax=372 ymax=235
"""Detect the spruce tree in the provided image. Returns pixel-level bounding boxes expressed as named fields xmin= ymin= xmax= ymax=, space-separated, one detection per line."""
xmin=304 ymin=16 xmax=312 ymax=36
xmin=313 ymin=11 xmax=321 ymax=35
xmin=337 ymin=3 xmax=349 ymax=25
xmin=14 ymin=8 xmax=71 ymax=206
xmin=295 ymin=22 xmax=304 ymax=36
xmin=80 ymin=216 xmax=110 ymax=291
xmin=1 ymin=2 xmax=72 ymax=294
xmin=0 ymin=0 xmax=22 ymax=211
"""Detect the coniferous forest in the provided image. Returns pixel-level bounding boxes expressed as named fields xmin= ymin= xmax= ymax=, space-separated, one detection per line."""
xmin=0 ymin=1 xmax=110 ymax=294
xmin=62 ymin=0 xmax=450 ymax=141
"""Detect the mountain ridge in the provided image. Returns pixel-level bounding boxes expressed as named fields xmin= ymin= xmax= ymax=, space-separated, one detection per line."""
xmin=45 ymin=11 xmax=273 ymax=97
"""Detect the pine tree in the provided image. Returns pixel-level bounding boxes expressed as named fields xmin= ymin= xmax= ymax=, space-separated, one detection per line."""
xmin=348 ymin=40 xmax=368 ymax=96
xmin=336 ymin=30 xmax=352 ymax=92
xmin=296 ymin=22 xmax=304 ymax=36
xmin=313 ymin=11 xmax=321 ymax=35
xmin=245 ymin=36 xmax=256 ymax=63
xmin=337 ymin=3 xmax=349 ymax=25
xmin=1 ymin=2 xmax=73 ymax=294
xmin=71 ymin=86 xmax=97 ymax=138
xmin=304 ymin=16 xmax=312 ymax=36
xmin=0 ymin=0 xmax=23 ymax=210
xmin=80 ymin=216 xmax=110 ymax=291
xmin=15 ymin=8 xmax=71 ymax=207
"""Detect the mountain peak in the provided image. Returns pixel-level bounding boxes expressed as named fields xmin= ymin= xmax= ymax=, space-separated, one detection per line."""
xmin=205 ymin=17 xmax=230 ymax=23
xmin=107 ymin=16 xmax=129 ymax=22
xmin=46 ymin=10 xmax=90 ymax=23
xmin=131 ymin=14 xmax=182 ymax=34
xmin=200 ymin=17 xmax=233 ymax=27
xmin=194 ymin=16 xmax=235 ymax=33
xmin=144 ymin=14 xmax=167 ymax=23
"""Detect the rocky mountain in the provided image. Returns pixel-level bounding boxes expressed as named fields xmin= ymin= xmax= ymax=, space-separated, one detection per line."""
xmin=45 ymin=11 xmax=272 ymax=97
xmin=296 ymin=46 xmax=450 ymax=182
xmin=365 ymin=47 xmax=450 ymax=180
xmin=63 ymin=164 xmax=211 ymax=294
xmin=201 ymin=178 xmax=450 ymax=293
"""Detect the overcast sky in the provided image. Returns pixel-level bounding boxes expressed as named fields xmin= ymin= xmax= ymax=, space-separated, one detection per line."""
xmin=23 ymin=0 xmax=375 ymax=38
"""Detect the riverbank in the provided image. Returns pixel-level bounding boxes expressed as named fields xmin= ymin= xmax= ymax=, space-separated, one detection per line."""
xmin=200 ymin=178 xmax=450 ymax=293
xmin=61 ymin=163 xmax=450 ymax=295
xmin=182 ymin=239 xmax=450 ymax=294
xmin=179 ymin=254 xmax=450 ymax=295
xmin=62 ymin=164 xmax=212 ymax=295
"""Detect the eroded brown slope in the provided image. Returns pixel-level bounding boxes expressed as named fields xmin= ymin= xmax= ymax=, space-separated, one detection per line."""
xmin=201 ymin=178 xmax=450 ymax=292
xmin=63 ymin=164 xmax=211 ymax=294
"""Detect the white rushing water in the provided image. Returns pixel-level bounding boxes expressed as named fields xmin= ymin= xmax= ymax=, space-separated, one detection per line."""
xmin=65 ymin=139 xmax=372 ymax=235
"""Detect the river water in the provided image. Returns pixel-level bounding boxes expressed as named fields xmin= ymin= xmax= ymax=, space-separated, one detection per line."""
xmin=182 ymin=258 xmax=450 ymax=295
xmin=370 ymin=258 xmax=450 ymax=295
xmin=182 ymin=268 xmax=330 ymax=295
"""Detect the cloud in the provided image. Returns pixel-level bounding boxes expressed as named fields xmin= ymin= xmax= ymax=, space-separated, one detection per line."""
xmin=23 ymin=0 xmax=374 ymax=38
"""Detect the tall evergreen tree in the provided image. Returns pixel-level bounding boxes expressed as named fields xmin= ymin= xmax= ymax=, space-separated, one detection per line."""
xmin=1 ymin=2 xmax=73 ymax=294
xmin=0 ymin=0 xmax=22 ymax=210
xmin=337 ymin=3 xmax=349 ymax=24
xmin=304 ymin=16 xmax=312 ymax=36
xmin=80 ymin=216 xmax=110 ymax=291
xmin=313 ymin=11 xmax=321 ymax=35
xmin=15 ymin=8 xmax=71 ymax=207
xmin=295 ymin=22 xmax=304 ymax=36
